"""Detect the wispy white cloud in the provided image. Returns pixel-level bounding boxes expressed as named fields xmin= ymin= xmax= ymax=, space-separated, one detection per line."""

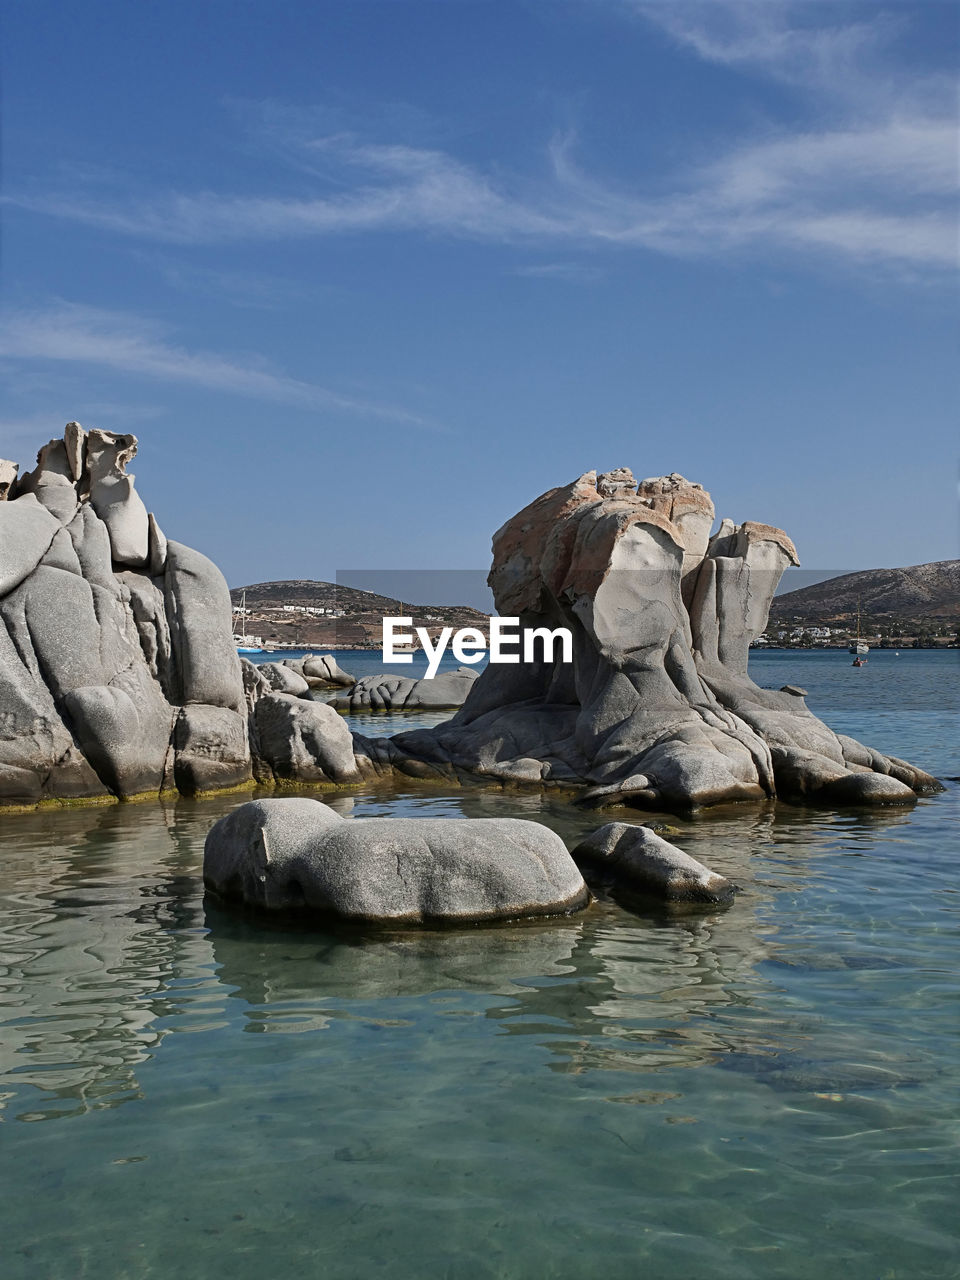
xmin=10 ymin=113 xmax=955 ymax=270
xmin=512 ymin=261 xmax=604 ymax=282
xmin=0 ymin=303 xmax=445 ymax=431
xmin=9 ymin=141 xmax=564 ymax=245
xmin=630 ymin=1 xmax=893 ymax=89
xmin=628 ymin=0 xmax=955 ymax=121
xmin=4 ymin=5 xmax=956 ymax=275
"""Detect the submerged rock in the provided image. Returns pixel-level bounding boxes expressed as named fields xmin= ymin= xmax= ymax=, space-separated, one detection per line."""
xmin=203 ymin=798 xmax=590 ymax=924
xmin=572 ymin=822 xmax=736 ymax=904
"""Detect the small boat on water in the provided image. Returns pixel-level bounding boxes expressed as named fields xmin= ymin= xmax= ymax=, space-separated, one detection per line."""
xmin=849 ymin=600 xmax=869 ymax=664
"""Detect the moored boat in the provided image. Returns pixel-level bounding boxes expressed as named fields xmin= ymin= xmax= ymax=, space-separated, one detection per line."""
xmin=849 ymin=600 xmax=869 ymax=661
xmin=232 ymin=589 xmax=268 ymax=653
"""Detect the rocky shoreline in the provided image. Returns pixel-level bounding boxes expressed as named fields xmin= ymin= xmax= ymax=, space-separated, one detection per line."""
xmin=1 ymin=427 xmax=942 ymax=818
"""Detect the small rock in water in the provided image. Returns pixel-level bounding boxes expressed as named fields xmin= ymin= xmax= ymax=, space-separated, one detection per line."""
xmin=572 ymin=822 xmax=736 ymax=904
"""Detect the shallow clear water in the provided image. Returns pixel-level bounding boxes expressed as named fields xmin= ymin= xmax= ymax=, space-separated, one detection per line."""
xmin=2 ymin=650 xmax=958 ymax=1278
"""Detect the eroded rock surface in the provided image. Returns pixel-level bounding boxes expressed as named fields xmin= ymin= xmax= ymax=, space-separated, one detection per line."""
xmin=372 ymin=469 xmax=940 ymax=810
xmin=573 ymin=822 xmax=735 ymax=904
xmin=259 ymin=661 xmax=311 ymax=698
xmin=0 ymin=423 xmax=251 ymax=806
xmin=2 ymin=435 xmax=942 ymax=816
xmin=238 ymin=658 xmax=365 ymax=787
xmin=203 ymin=797 xmax=590 ymax=923
xmin=0 ymin=460 xmax=18 ymax=502
xmin=332 ymin=666 xmax=479 ymax=712
xmin=283 ymin=654 xmax=356 ymax=688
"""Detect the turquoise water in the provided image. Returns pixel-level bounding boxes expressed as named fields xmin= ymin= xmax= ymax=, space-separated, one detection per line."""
xmin=2 ymin=650 xmax=958 ymax=1278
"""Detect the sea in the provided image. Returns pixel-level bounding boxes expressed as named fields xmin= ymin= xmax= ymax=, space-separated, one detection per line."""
xmin=1 ymin=648 xmax=957 ymax=1279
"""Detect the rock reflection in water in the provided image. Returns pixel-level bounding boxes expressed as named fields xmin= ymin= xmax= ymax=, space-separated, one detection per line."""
xmin=0 ymin=800 xmax=213 ymax=1121
xmin=0 ymin=781 xmax=936 ymax=1127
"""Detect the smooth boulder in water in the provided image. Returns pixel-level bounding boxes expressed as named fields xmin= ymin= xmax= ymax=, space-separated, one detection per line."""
xmin=203 ymin=797 xmax=590 ymax=924
xmin=572 ymin=821 xmax=736 ymax=904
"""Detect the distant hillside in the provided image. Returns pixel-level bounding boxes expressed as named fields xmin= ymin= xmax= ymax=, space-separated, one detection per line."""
xmin=770 ymin=560 xmax=960 ymax=623
xmin=230 ymin=579 xmax=488 ymax=619
xmin=229 ymin=579 xmax=489 ymax=648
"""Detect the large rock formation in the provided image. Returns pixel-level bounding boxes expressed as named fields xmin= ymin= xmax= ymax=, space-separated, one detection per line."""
xmin=373 ymin=469 xmax=940 ymax=810
xmin=203 ymin=797 xmax=590 ymax=924
xmin=1 ymin=437 xmax=942 ymax=816
xmin=0 ymin=424 xmax=251 ymax=806
xmin=239 ymin=657 xmax=366 ymax=787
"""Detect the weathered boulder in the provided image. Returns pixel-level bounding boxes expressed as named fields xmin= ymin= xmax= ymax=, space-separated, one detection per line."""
xmin=63 ymin=677 xmax=175 ymax=797
xmin=0 ymin=495 xmax=61 ymax=596
xmin=174 ymin=705 xmax=250 ymax=794
xmin=371 ymin=468 xmax=940 ymax=811
xmin=286 ymin=654 xmax=356 ymax=688
xmin=15 ymin=437 xmax=80 ymax=523
xmin=0 ymin=459 xmax=19 ymax=502
xmin=165 ymin=541 xmax=245 ymax=712
xmin=85 ymin=429 xmax=149 ymax=567
xmin=332 ymin=666 xmax=479 ymax=711
xmin=572 ymin=822 xmax=735 ymax=904
xmin=0 ymin=422 xmax=252 ymax=806
xmin=259 ymin=661 xmax=311 ymax=697
xmin=2 ymin=431 xmax=942 ymax=818
xmin=240 ymin=656 xmax=270 ymax=709
xmin=0 ymin=609 xmax=103 ymax=800
xmin=252 ymin=693 xmax=362 ymax=784
xmin=203 ymin=798 xmax=590 ymax=923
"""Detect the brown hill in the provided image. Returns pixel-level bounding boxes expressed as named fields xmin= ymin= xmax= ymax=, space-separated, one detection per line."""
xmin=770 ymin=560 xmax=960 ymax=624
xmin=229 ymin=579 xmax=489 ymax=648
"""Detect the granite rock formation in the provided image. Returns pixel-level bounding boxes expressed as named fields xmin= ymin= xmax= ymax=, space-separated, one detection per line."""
xmin=331 ymin=666 xmax=479 ymax=712
xmin=0 ymin=460 xmax=18 ymax=503
xmin=572 ymin=822 xmax=736 ymax=904
xmin=203 ymin=797 xmax=590 ymax=923
xmin=1 ymin=435 xmax=943 ymax=815
xmin=0 ymin=424 xmax=251 ymax=806
xmin=257 ymin=661 xmax=312 ymax=698
xmin=374 ymin=469 xmax=940 ymax=811
xmin=240 ymin=658 xmax=364 ymax=788
xmin=281 ymin=654 xmax=356 ymax=688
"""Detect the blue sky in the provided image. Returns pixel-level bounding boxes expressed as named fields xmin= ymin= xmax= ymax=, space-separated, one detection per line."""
xmin=1 ymin=0 xmax=957 ymax=594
